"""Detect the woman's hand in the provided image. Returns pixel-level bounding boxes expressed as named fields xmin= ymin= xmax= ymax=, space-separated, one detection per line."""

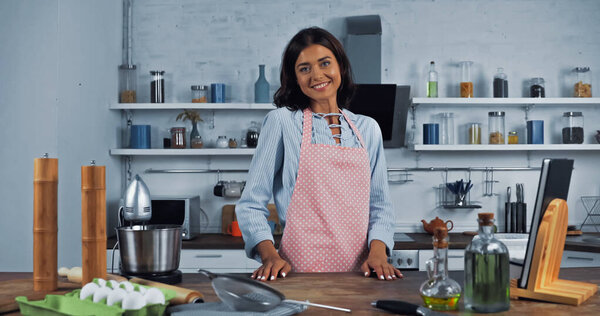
xmin=360 ymin=240 xmax=403 ymax=281
xmin=252 ymin=240 xmax=291 ymax=281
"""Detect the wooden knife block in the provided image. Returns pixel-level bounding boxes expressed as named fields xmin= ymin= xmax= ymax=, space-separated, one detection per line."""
xmin=510 ymin=198 xmax=597 ymax=305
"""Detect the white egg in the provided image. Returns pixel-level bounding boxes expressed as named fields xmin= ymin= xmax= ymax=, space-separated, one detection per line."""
xmin=106 ymin=288 xmax=127 ymax=306
xmin=137 ymin=286 xmax=147 ymax=295
xmin=79 ymin=282 xmax=99 ymax=300
xmin=144 ymin=287 xmax=165 ymax=305
xmin=107 ymin=280 xmax=120 ymax=289
xmin=95 ymin=278 xmax=107 ymax=288
xmin=119 ymin=281 xmax=135 ymax=293
xmin=122 ymin=291 xmax=146 ymax=310
xmin=92 ymin=286 xmax=111 ymax=303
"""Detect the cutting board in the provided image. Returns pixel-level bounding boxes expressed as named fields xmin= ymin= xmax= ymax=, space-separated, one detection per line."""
xmin=221 ymin=204 xmax=282 ymax=235
xmin=0 ymin=279 xmax=79 ymax=314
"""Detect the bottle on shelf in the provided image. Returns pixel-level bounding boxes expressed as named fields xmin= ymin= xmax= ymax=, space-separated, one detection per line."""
xmin=255 ymin=64 xmax=270 ymax=103
xmin=493 ymin=68 xmax=508 ymax=98
xmin=530 ymin=77 xmax=545 ymax=98
xmin=427 ymin=61 xmax=438 ymax=98
xmin=464 ymin=213 xmax=510 ymax=313
xmin=419 ymin=227 xmax=462 ymax=311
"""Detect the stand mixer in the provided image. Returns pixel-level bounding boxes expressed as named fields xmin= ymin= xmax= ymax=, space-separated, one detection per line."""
xmin=115 ymin=174 xmax=183 ymax=284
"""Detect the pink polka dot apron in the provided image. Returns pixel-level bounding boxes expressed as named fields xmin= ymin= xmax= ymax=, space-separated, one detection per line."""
xmin=279 ymin=108 xmax=370 ymax=272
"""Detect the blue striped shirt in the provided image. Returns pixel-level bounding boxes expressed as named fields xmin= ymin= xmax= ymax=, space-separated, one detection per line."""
xmin=235 ymin=107 xmax=395 ymax=261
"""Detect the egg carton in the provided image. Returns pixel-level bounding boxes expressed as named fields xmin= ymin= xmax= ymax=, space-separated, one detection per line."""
xmin=15 ymin=279 xmax=176 ymax=316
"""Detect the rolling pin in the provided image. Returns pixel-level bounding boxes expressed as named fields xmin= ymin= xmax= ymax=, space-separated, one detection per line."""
xmin=33 ymin=154 xmax=58 ymax=291
xmin=129 ymin=277 xmax=204 ymax=304
xmin=59 ymin=267 xmax=127 ymax=283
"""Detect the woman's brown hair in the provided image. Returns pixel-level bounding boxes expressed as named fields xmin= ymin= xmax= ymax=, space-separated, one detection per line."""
xmin=273 ymin=27 xmax=355 ymax=111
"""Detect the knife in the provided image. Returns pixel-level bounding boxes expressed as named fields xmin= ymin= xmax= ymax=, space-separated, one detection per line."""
xmin=372 ymin=300 xmax=450 ymax=315
xmin=505 ymin=186 xmax=511 ymax=232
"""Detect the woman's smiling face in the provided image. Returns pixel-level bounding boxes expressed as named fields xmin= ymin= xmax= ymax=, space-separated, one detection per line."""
xmin=294 ymin=44 xmax=342 ymax=106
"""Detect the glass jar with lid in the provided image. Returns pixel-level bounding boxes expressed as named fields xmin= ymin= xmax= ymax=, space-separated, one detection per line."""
xmin=573 ymin=67 xmax=592 ymax=97
xmin=530 ymin=78 xmax=545 ymax=97
xmin=170 ymin=127 xmax=186 ymax=149
xmin=439 ymin=113 xmax=454 ymax=145
xmin=459 ymin=61 xmax=474 ymax=98
xmin=191 ymin=85 xmax=208 ymax=103
xmin=562 ymin=112 xmax=584 ymax=144
xmin=150 ymin=70 xmax=165 ymax=103
xmin=119 ymin=64 xmax=137 ymax=103
xmin=488 ymin=112 xmax=505 ymax=144
xmin=508 ymin=131 xmax=519 ymax=144
xmin=216 ymin=136 xmax=229 ymax=148
xmin=468 ymin=123 xmax=481 ymax=144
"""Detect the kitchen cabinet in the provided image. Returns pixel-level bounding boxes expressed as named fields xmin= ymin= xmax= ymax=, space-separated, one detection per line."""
xmin=560 ymin=250 xmax=600 ymax=268
xmin=107 ymin=249 xmax=259 ymax=274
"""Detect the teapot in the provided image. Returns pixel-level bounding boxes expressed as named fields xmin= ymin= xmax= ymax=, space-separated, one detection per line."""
xmin=421 ymin=217 xmax=454 ymax=235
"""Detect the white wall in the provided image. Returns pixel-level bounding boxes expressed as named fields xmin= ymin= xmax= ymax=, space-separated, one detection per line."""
xmin=1 ymin=0 xmax=599 ymax=271
xmin=125 ymin=0 xmax=600 ymax=234
xmin=0 ymin=0 xmax=121 ymax=271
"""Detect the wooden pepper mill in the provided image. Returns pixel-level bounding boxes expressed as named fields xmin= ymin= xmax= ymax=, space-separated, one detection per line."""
xmin=81 ymin=160 xmax=107 ymax=284
xmin=33 ymin=153 xmax=58 ymax=291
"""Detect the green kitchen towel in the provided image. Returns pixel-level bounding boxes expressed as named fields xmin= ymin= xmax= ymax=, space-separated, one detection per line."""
xmin=166 ymin=301 xmax=306 ymax=316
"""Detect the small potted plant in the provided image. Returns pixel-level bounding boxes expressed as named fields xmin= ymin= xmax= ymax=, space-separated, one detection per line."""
xmin=176 ymin=109 xmax=204 ymax=148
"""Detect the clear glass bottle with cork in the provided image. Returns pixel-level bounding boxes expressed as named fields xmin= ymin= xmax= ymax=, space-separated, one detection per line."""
xmin=427 ymin=61 xmax=438 ymax=98
xmin=419 ymin=227 xmax=462 ymax=311
xmin=464 ymin=213 xmax=510 ymax=313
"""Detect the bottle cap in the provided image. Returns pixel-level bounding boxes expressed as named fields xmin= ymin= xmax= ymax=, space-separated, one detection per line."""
xmin=433 ymin=227 xmax=448 ymax=248
xmin=478 ymin=212 xmax=495 ymax=226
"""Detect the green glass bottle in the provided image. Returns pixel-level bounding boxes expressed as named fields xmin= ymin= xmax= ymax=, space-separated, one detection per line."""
xmin=464 ymin=213 xmax=510 ymax=313
xmin=427 ymin=61 xmax=438 ymax=97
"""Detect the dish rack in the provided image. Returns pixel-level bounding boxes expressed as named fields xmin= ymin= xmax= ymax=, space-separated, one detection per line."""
xmin=580 ymin=196 xmax=600 ymax=232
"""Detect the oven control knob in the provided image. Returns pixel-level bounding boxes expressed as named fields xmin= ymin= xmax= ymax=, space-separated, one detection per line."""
xmin=407 ymin=258 xmax=413 ymax=265
xmin=396 ymin=258 xmax=403 ymax=266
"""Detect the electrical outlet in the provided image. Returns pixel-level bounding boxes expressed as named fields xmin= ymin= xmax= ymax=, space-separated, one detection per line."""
xmin=390 ymin=250 xmax=419 ymax=269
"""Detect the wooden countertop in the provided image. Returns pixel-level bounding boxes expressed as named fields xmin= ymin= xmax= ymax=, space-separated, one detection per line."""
xmin=2 ymin=269 xmax=599 ymax=315
xmin=108 ymin=232 xmax=600 ymax=253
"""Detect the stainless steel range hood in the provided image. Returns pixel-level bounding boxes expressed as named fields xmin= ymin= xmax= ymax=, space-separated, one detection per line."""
xmin=344 ymin=15 xmax=410 ymax=148
xmin=344 ymin=15 xmax=382 ymax=84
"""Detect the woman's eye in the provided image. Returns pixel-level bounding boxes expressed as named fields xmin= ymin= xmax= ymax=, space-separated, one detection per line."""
xmin=321 ymin=61 xmax=330 ymax=67
xmin=299 ymin=66 xmax=309 ymax=73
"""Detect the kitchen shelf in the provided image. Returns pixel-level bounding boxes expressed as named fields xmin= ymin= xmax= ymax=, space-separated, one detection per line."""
xmin=413 ymin=144 xmax=600 ymax=151
xmin=110 ymin=103 xmax=275 ymax=110
xmin=412 ymin=97 xmax=600 ymax=106
xmin=110 ymin=148 xmax=256 ymax=156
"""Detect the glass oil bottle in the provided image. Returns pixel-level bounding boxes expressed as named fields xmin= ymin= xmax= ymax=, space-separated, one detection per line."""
xmin=419 ymin=227 xmax=462 ymax=311
xmin=464 ymin=213 xmax=510 ymax=313
xmin=427 ymin=61 xmax=438 ymax=97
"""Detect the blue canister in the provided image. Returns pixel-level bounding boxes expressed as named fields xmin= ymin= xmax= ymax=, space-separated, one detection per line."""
xmin=130 ymin=125 xmax=151 ymax=149
xmin=423 ymin=123 xmax=440 ymax=144
xmin=211 ymin=83 xmax=226 ymax=103
xmin=527 ymin=120 xmax=544 ymax=144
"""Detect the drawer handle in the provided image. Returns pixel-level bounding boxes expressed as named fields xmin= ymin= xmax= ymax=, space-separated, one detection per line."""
xmin=567 ymin=256 xmax=593 ymax=261
xmin=195 ymin=254 xmax=223 ymax=258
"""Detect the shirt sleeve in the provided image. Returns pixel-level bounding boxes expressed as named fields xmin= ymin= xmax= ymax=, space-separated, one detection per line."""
xmin=364 ymin=118 xmax=395 ymax=256
xmin=235 ymin=110 xmax=284 ymax=261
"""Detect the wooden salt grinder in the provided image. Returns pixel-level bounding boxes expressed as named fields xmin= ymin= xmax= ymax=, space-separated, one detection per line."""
xmin=33 ymin=154 xmax=58 ymax=291
xmin=81 ymin=161 xmax=107 ymax=284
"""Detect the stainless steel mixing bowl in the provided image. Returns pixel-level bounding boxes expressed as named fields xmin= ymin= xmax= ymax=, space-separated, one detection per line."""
xmin=116 ymin=224 xmax=182 ymax=274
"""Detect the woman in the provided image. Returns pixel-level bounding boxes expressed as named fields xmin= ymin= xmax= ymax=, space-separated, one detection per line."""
xmin=235 ymin=27 xmax=400 ymax=282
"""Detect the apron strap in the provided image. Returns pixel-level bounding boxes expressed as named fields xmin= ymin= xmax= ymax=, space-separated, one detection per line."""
xmin=302 ymin=108 xmax=367 ymax=149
